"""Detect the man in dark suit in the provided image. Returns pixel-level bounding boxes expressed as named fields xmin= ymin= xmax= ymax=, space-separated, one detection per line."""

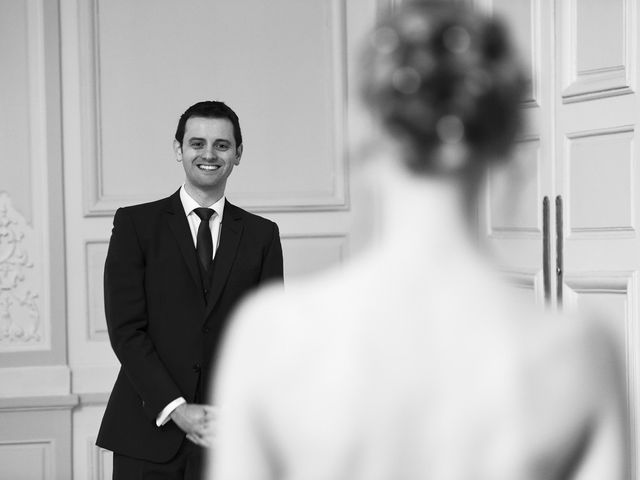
xmin=97 ymin=101 xmax=284 ymax=479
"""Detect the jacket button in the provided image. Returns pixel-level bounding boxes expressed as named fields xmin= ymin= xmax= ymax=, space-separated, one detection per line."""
xmin=193 ymin=363 xmax=201 ymax=372
xmin=203 ymin=326 xmax=210 ymax=334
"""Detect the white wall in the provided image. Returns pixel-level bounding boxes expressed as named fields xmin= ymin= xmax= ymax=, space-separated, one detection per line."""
xmin=0 ymin=0 xmax=378 ymax=477
xmin=0 ymin=0 xmax=73 ymax=477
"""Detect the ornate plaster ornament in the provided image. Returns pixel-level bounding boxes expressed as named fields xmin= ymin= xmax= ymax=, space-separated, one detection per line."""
xmin=0 ymin=192 xmax=41 ymax=345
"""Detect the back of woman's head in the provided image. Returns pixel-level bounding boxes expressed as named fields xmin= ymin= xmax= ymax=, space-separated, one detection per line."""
xmin=360 ymin=0 xmax=527 ymax=176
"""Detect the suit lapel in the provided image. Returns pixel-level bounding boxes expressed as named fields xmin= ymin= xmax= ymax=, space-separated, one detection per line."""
xmin=165 ymin=190 xmax=202 ymax=292
xmin=204 ymin=200 xmax=244 ymax=318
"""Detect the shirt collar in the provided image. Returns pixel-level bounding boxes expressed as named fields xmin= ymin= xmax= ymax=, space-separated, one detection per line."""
xmin=179 ymin=185 xmax=225 ymax=220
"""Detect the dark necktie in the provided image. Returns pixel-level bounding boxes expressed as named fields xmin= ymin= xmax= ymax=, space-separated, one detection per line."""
xmin=194 ymin=208 xmax=215 ymax=274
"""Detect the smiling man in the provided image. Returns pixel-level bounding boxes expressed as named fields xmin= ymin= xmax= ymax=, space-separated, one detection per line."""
xmin=97 ymin=101 xmax=284 ymax=480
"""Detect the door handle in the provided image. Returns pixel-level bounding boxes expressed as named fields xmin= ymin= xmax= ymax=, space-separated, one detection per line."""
xmin=556 ymin=195 xmax=564 ymax=308
xmin=543 ymin=196 xmax=551 ymax=305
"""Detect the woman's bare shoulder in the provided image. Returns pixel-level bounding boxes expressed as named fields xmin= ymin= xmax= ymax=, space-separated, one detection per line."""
xmin=517 ymin=309 xmax=627 ymax=479
xmin=522 ymin=310 xmax=620 ymax=386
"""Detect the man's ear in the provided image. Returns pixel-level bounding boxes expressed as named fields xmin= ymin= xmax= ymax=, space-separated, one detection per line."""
xmin=173 ymin=140 xmax=183 ymax=161
xmin=235 ymin=144 xmax=243 ymax=165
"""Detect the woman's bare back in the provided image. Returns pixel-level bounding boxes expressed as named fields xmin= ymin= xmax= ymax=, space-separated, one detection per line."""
xmin=212 ymin=252 xmax=627 ymax=480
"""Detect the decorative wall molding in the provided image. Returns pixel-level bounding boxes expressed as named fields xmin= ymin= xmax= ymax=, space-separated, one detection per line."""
xmin=0 ymin=406 xmax=73 ymax=479
xmin=0 ymin=394 xmax=78 ymax=412
xmin=78 ymin=392 xmax=110 ymax=406
xmin=72 ymin=365 xmax=118 ymax=396
xmin=564 ymin=271 xmax=635 ymax=295
xmin=376 ymin=0 xmax=403 ymax=16
xmin=560 ymin=0 xmax=635 ymax=103
xmin=85 ymin=241 xmax=109 ymax=341
xmin=474 ymin=0 xmax=541 ymax=107
xmin=0 ymin=193 xmax=43 ymax=349
xmin=526 ymin=0 xmax=541 ymax=108
xmin=500 ymin=268 xmax=540 ymax=289
xmin=0 ymin=440 xmax=53 ymax=480
xmin=563 ymin=269 xmax=638 ymax=472
xmin=498 ymin=267 xmax=543 ymax=305
xmin=230 ymin=0 xmax=350 ymax=213
xmin=79 ymin=0 xmax=349 ymax=216
xmin=564 ymin=126 xmax=635 ymax=238
xmin=89 ymin=439 xmax=112 ymax=480
xmin=281 ymin=233 xmax=348 ymax=278
xmin=77 ymin=0 xmax=104 ymax=217
xmin=487 ymin=135 xmax=542 ymax=238
xmin=0 ymin=0 xmax=57 ymax=354
xmin=281 ymin=232 xmax=348 ymax=244
xmin=520 ymin=0 xmax=541 ymax=108
xmin=0 ymin=365 xmax=71 ymax=398
xmin=0 ymin=0 xmax=66 ymax=361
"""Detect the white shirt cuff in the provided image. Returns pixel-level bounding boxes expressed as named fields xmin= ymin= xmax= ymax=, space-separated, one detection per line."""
xmin=156 ymin=397 xmax=187 ymax=427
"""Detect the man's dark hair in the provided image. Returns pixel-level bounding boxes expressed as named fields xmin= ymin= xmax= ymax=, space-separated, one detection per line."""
xmin=175 ymin=100 xmax=243 ymax=147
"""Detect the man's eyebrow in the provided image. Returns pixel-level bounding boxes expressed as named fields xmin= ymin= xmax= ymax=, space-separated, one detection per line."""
xmin=187 ymin=137 xmax=232 ymax=143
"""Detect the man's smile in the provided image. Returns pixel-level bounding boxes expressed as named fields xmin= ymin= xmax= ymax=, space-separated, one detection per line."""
xmin=197 ymin=164 xmax=221 ymax=171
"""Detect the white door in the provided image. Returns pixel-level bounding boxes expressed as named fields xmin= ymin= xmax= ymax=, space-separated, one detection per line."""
xmin=477 ymin=0 xmax=555 ymax=307
xmin=479 ymin=0 xmax=640 ymax=477
xmin=555 ymin=1 xmax=640 ymax=477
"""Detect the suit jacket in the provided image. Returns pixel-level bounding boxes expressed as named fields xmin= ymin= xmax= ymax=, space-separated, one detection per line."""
xmin=96 ymin=189 xmax=283 ymax=462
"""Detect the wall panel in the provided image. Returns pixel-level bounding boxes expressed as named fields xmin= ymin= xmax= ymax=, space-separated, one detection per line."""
xmin=563 ymin=271 xmax=638 ymax=471
xmin=488 ymin=137 xmax=542 ymax=236
xmin=560 ymin=0 xmax=634 ymax=102
xmin=0 ymin=0 xmax=32 ymax=217
xmin=564 ymin=272 xmax=635 ymax=355
xmin=61 ymin=1 xmax=373 ymax=477
xmin=500 ymin=269 xmax=544 ymax=306
xmin=0 ymin=0 xmax=59 ymax=357
xmin=73 ymin=403 xmax=111 ymax=480
xmin=79 ymin=0 xmax=348 ymax=215
xmin=282 ymin=235 xmax=347 ymax=279
xmin=0 ymin=403 xmax=74 ymax=479
xmin=490 ymin=0 xmax=539 ymax=105
xmin=86 ymin=241 xmax=109 ymax=341
xmin=565 ymin=127 xmax=635 ymax=236
xmin=0 ymin=441 xmax=52 ymax=480
xmin=0 ymin=0 xmax=66 ymax=371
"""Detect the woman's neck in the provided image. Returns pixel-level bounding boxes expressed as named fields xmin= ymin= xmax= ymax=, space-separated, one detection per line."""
xmin=365 ymin=156 xmax=477 ymax=259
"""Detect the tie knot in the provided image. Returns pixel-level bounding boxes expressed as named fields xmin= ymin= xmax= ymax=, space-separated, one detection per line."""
xmin=194 ymin=207 xmax=215 ymax=222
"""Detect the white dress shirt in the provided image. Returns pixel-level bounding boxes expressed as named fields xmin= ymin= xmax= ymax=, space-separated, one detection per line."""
xmin=180 ymin=185 xmax=225 ymax=259
xmin=155 ymin=185 xmax=226 ymax=427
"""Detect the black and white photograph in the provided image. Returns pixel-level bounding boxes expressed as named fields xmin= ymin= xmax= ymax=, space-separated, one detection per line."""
xmin=0 ymin=0 xmax=634 ymax=479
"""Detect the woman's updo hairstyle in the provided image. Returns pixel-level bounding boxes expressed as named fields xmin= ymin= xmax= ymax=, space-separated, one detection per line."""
xmin=360 ymin=0 xmax=527 ymax=176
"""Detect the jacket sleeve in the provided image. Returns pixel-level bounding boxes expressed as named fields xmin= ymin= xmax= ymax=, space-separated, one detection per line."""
xmin=259 ymin=222 xmax=284 ymax=286
xmin=104 ymin=208 xmax=183 ymax=420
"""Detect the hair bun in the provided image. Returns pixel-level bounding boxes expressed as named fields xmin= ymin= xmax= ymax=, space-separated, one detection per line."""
xmin=361 ymin=1 xmax=527 ymax=175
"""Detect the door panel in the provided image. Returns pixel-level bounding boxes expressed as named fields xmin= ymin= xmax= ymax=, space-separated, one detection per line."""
xmin=557 ymin=2 xmax=640 ymax=476
xmin=477 ymin=0 xmax=553 ymax=307
xmin=479 ymin=0 xmax=639 ymax=476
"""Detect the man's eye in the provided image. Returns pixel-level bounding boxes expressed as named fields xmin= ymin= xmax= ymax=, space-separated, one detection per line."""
xmin=191 ymin=142 xmax=204 ymax=149
xmin=216 ymin=144 xmax=230 ymax=151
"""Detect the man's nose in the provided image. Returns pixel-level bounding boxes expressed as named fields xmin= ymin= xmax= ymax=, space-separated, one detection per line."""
xmin=202 ymin=145 xmax=216 ymax=160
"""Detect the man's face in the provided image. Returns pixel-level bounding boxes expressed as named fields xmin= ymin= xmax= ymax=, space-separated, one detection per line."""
xmin=174 ymin=116 xmax=242 ymax=197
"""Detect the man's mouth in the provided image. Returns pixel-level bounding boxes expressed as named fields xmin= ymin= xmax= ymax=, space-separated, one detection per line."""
xmin=197 ymin=164 xmax=220 ymax=171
